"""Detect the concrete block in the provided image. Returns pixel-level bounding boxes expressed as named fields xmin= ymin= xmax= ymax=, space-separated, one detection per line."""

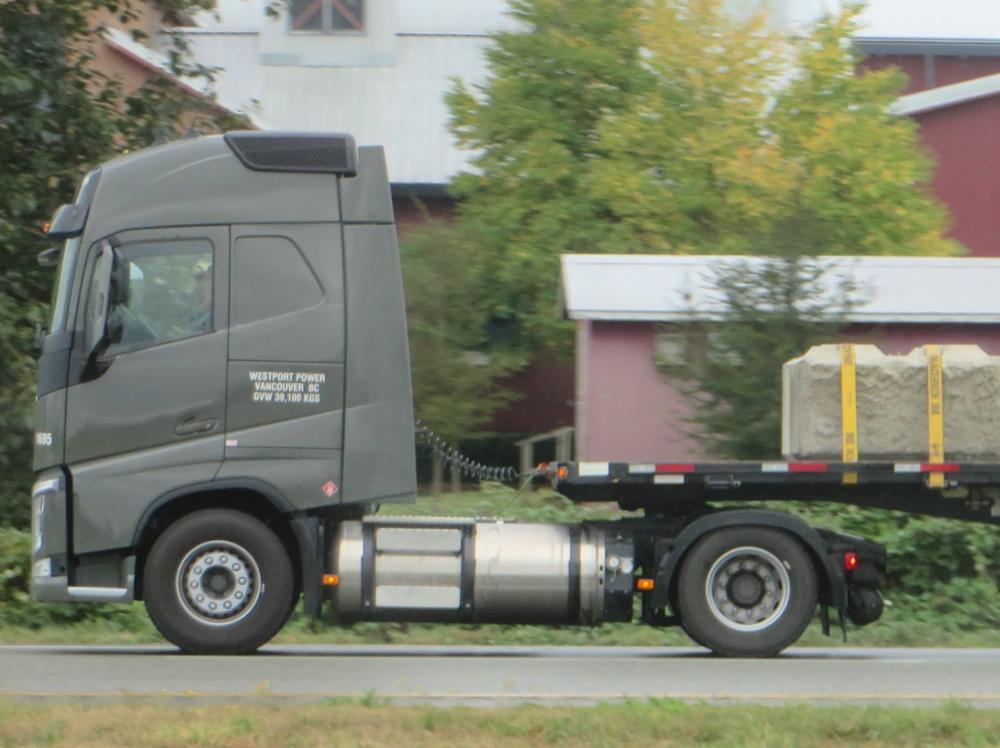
xmin=782 ymin=344 xmax=1000 ymax=461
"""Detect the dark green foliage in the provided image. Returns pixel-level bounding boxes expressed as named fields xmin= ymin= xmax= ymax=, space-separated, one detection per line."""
xmin=447 ymin=0 xmax=649 ymax=351
xmin=0 ymin=527 xmax=149 ymax=629
xmin=400 ymin=221 xmax=515 ymax=442
xmin=790 ymin=503 xmax=1000 ymax=637
xmin=0 ymin=0 xmax=121 ymax=528
xmin=660 ymin=256 xmax=855 ymax=459
xmin=0 ymin=0 xmax=228 ymax=529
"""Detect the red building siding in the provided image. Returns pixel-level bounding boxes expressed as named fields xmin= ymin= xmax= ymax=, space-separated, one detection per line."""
xmin=577 ymin=320 xmax=1000 ymax=462
xmin=933 ymin=57 xmax=1000 ymax=89
xmin=862 ymin=55 xmax=1000 ymax=94
xmin=860 ymin=52 xmax=1000 ymax=258
xmin=913 ymin=96 xmax=1000 ymax=258
xmin=578 ymin=321 xmax=701 ymax=461
xmin=488 ymin=358 xmax=575 ymax=433
xmin=861 ymin=54 xmax=928 ymax=94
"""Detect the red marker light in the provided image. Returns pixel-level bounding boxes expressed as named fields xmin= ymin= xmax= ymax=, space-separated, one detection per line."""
xmin=844 ymin=551 xmax=858 ymax=571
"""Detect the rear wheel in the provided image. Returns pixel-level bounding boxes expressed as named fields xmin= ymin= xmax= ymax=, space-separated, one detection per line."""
xmin=676 ymin=527 xmax=817 ymax=657
xmin=144 ymin=509 xmax=294 ymax=654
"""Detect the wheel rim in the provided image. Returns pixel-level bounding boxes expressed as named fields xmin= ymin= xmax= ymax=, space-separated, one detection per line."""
xmin=175 ymin=540 xmax=262 ymax=626
xmin=704 ymin=546 xmax=791 ymax=632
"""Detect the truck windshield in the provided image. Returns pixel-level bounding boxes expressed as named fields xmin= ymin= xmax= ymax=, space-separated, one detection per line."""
xmin=48 ymin=236 xmax=81 ymax=333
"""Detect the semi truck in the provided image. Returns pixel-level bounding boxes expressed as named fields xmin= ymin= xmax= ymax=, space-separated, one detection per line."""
xmin=30 ymin=131 xmax=999 ymax=658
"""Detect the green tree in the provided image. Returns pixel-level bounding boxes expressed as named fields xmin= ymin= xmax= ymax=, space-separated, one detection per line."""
xmin=592 ymin=1 xmax=957 ymax=258
xmin=400 ymin=222 xmax=516 ymax=489
xmin=660 ymin=257 xmax=856 ymax=458
xmin=765 ymin=7 xmax=956 ymax=257
xmin=448 ymin=0 xmax=959 ymax=458
xmin=0 ymin=0 xmax=228 ymax=528
xmin=590 ymin=0 xmax=785 ymax=254
xmin=447 ymin=0 xmax=649 ymax=351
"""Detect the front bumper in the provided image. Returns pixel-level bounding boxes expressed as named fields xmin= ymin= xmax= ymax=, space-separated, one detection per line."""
xmin=29 ymin=469 xmax=135 ymax=603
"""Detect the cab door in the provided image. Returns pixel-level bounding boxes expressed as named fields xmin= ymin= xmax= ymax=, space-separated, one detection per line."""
xmin=64 ymin=226 xmax=230 ymax=555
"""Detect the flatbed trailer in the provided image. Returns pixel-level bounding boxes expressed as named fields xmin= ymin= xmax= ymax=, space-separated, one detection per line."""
xmin=549 ymin=460 xmax=1000 ymax=523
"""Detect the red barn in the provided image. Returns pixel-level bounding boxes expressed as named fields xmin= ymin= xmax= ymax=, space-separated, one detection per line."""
xmin=859 ymin=38 xmax=1000 ymax=257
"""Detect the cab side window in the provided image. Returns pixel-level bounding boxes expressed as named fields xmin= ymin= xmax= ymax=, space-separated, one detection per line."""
xmin=104 ymin=238 xmax=214 ymax=355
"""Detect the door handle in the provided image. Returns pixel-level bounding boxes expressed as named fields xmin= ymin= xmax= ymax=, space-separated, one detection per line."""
xmin=175 ymin=418 xmax=217 ymax=436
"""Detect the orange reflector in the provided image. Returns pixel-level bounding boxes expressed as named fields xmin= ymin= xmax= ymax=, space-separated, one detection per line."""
xmin=844 ymin=552 xmax=858 ymax=571
xmin=322 ymin=574 xmax=340 ymax=586
xmin=557 ymin=466 xmax=569 ymax=480
xmin=635 ymin=578 xmax=655 ymax=591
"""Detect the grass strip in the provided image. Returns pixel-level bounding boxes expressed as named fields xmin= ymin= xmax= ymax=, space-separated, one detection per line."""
xmin=2 ymin=699 xmax=1000 ymax=747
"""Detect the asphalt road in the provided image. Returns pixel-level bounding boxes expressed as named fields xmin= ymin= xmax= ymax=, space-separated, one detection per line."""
xmin=2 ymin=644 xmax=999 ymax=706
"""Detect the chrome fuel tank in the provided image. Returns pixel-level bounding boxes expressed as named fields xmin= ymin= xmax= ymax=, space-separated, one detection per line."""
xmin=329 ymin=517 xmax=633 ymax=625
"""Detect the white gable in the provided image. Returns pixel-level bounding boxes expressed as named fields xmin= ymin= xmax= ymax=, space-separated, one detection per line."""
xmin=560 ymin=254 xmax=1000 ymax=324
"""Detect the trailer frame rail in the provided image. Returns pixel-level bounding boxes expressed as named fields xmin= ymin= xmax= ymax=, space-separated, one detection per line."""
xmin=546 ymin=460 xmax=1000 ymax=524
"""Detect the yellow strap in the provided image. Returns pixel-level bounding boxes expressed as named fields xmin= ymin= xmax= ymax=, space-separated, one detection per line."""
xmin=925 ymin=344 xmax=945 ymax=488
xmin=839 ymin=344 xmax=859 ymax=485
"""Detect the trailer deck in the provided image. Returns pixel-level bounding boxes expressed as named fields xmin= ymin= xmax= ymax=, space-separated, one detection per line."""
xmin=548 ymin=460 xmax=1000 ymax=523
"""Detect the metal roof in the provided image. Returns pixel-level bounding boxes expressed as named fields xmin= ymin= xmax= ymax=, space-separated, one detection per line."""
xmin=890 ymin=72 xmax=1000 ymax=116
xmin=856 ymin=37 xmax=1000 ymax=57
xmin=560 ymin=254 xmax=1000 ymax=324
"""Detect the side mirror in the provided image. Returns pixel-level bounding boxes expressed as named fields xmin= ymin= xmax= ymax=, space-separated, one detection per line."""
xmin=84 ymin=242 xmax=114 ymax=355
xmin=37 ymin=247 xmax=61 ymax=268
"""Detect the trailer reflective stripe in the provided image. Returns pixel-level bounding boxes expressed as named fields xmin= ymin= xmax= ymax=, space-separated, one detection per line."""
xmin=895 ymin=462 xmax=959 ymax=474
xmin=788 ymin=463 xmax=828 ymax=473
xmin=924 ymin=344 xmax=945 ymax=489
xmin=628 ymin=463 xmax=655 ymax=474
xmin=921 ymin=463 xmax=959 ymax=473
xmin=655 ymin=464 xmax=695 ymax=473
xmin=761 ymin=463 xmax=790 ymax=473
xmin=653 ymin=474 xmax=685 ymax=485
xmin=577 ymin=462 xmax=610 ymax=477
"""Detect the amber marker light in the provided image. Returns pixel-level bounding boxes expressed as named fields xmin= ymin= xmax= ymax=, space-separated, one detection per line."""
xmin=42 ymin=223 xmax=51 ymax=234
xmin=635 ymin=578 xmax=655 ymax=592
xmin=322 ymin=574 xmax=340 ymax=586
xmin=557 ymin=466 xmax=569 ymax=480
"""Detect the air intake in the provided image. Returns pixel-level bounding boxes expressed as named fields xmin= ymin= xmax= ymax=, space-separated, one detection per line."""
xmin=224 ymin=132 xmax=358 ymax=175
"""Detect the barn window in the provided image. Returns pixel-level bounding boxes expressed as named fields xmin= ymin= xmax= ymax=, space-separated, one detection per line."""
xmin=289 ymin=0 xmax=364 ymax=33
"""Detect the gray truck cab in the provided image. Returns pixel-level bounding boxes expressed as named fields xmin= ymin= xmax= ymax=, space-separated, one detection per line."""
xmin=31 ymin=133 xmax=415 ymax=648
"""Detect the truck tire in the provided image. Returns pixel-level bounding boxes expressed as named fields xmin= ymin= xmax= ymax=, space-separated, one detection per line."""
xmin=676 ymin=527 xmax=817 ymax=657
xmin=143 ymin=509 xmax=295 ymax=654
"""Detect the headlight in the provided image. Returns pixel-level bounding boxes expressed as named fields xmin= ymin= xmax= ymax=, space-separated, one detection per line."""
xmin=31 ymin=495 xmax=45 ymax=553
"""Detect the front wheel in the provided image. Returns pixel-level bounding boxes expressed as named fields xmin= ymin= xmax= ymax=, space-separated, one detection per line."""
xmin=143 ymin=509 xmax=295 ymax=654
xmin=676 ymin=527 xmax=818 ymax=657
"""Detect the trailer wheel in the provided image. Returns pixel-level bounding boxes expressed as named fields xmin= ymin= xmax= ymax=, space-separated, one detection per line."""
xmin=676 ymin=527 xmax=817 ymax=657
xmin=143 ymin=509 xmax=294 ymax=654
